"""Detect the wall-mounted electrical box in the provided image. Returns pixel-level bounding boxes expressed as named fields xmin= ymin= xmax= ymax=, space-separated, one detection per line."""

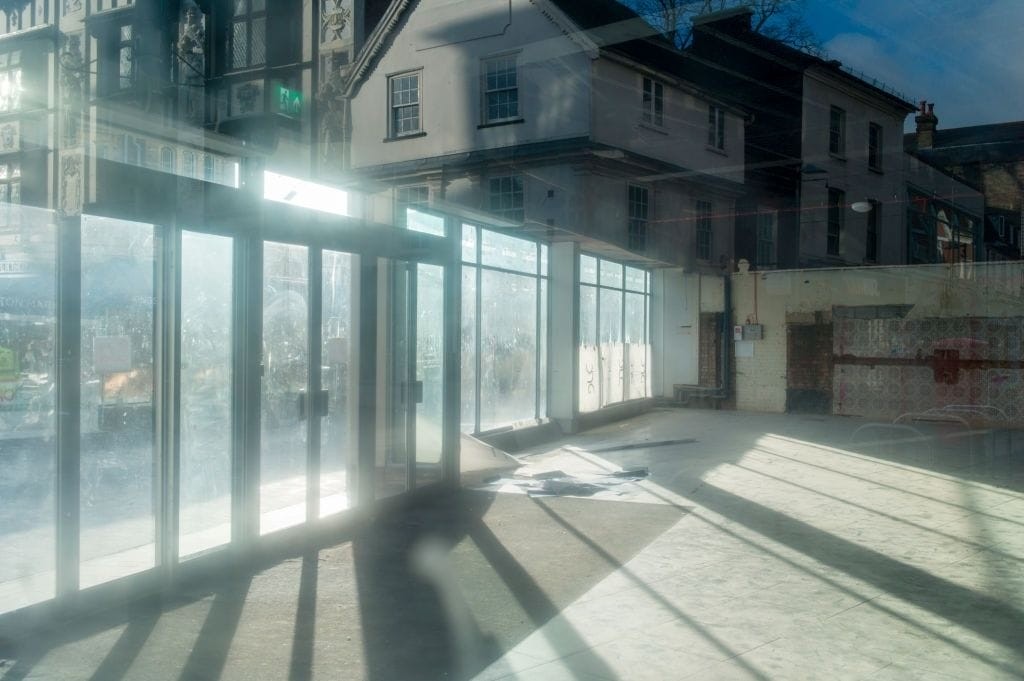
xmin=742 ymin=324 xmax=764 ymax=341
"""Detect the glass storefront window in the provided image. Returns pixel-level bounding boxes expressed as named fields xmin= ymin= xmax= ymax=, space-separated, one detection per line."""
xmin=179 ymin=231 xmax=234 ymax=558
xmin=79 ymin=215 xmax=158 ymax=588
xmin=0 ymin=206 xmax=56 ymax=613
xmin=579 ymin=254 xmax=651 ymax=412
xmin=462 ymin=224 xmax=547 ymax=433
xmin=320 ymin=250 xmax=357 ymax=517
xmin=260 ymin=242 xmax=309 ymax=535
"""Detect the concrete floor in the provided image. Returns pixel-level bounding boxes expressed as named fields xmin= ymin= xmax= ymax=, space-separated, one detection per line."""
xmin=2 ymin=407 xmax=1023 ymax=680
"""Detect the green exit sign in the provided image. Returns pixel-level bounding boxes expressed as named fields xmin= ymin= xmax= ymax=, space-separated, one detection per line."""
xmin=273 ymin=84 xmax=303 ymax=119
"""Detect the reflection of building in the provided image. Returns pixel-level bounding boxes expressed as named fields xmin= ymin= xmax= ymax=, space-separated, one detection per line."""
xmin=0 ymin=0 xmax=387 ymax=216
xmin=684 ymin=8 xmax=982 ymax=269
xmin=906 ymin=111 xmax=1024 ymax=262
xmin=345 ymin=0 xmax=745 ymax=274
xmin=344 ymin=0 xmax=748 ymax=429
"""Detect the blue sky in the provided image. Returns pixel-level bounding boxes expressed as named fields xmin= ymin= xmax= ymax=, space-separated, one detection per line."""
xmin=803 ymin=0 xmax=1024 ymax=130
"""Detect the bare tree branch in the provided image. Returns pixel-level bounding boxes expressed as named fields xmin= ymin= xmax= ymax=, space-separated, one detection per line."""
xmin=625 ymin=0 xmax=820 ymax=53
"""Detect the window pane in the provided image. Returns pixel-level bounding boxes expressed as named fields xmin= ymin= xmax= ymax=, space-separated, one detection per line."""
xmin=479 ymin=270 xmax=536 ymax=430
xmin=260 ymin=242 xmax=308 ymax=535
xmin=321 ymin=250 xmax=356 ymax=516
xmin=250 ymin=18 xmax=266 ymax=66
xmin=461 ymin=266 xmax=477 ymax=432
xmin=599 ymin=287 xmax=623 ymax=407
xmin=461 ymin=223 xmax=477 ymax=263
xmin=600 ymin=259 xmax=623 ymax=288
xmin=578 ymin=284 xmax=598 ymax=413
xmin=414 ymin=263 xmax=444 ymax=485
xmin=0 ymin=207 xmax=57 ymax=613
xmin=406 ymin=207 xmax=444 ymax=236
xmin=625 ymin=292 xmax=647 ymax=400
xmin=231 ymin=21 xmax=248 ymax=69
xmin=80 ymin=215 xmax=157 ymax=588
xmin=580 ymin=254 xmax=597 ymax=284
xmin=624 ymin=266 xmax=645 ymax=292
xmin=480 ymin=228 xmax=536 ymax=273
xmin=179 ymin=231 xmax=233 ymax=558
xmin=539 ymin=278 xmax=547 ymax=417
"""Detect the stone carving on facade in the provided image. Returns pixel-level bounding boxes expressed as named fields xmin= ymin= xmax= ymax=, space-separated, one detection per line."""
xmin=317 ymin=64 xmax=349 ymax=175
xmin=0 ymin=122 xmax=18 ymax=153
xmin=60 ymin=154 xmax=83 ymax=217
xmin=321 ymin=0 xmax=352 ymax=43
xmin=63 ymin=0 xmax=82 ymax=15
xmin=177 ymin=0 xmax=206 ymax=125
xmin=59 ymin=33 xmax=85 ymax=148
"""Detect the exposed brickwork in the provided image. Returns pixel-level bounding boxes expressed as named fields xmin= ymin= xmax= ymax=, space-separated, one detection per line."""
xmin=699 ymin=313 xmax=722 ymax=387
xmin=786 ymin=321 xmax=834 ymax=413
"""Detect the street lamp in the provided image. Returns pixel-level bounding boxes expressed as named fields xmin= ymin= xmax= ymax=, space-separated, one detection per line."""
xmin=851 ymin=201 xmax=873 ymax=213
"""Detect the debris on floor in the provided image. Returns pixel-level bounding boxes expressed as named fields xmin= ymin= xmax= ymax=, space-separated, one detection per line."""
xmin=475 ymin=466 xmax=650 ymax=499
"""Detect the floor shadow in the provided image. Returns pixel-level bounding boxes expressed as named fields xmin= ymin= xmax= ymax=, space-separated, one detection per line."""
xmin=655 ymin=478 xmax=1024 ymax=658
xmin=352 ymin=489 xmax=679 ymax=681
xmin=352 ymin=491 xmax=488 ymax=681
xmin=175 ymin=572 xmax=255 ymax=681
xmin=287 ymin=552 xmax=319 ymax=681
xmin=530 ymin=498 xmax=772 ymax=681
xmin=86 ymin=610 xmax=161 ymax=681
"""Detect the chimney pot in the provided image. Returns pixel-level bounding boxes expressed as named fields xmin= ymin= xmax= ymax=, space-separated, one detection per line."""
xmin=915 ymin=101 xmax=939 ymax=150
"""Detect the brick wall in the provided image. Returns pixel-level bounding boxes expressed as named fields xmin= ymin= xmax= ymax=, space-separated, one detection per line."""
xmin=786 ymin=319 xmax=833 ymax=413
xmin=698 ymin=313 xmax=721 ymax=387
xmin=731 ymin=261 xmax=1024 ymax=414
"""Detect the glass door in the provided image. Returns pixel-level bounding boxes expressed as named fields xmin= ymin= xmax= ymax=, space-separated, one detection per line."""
xmin=258 ymin=242 xmax=358 ymax=535
xmin=319 ymin=249 xmax=357 ymax=517
xmin=259 ymin=241 xmax=310 ymax=535
xmin=178 ymin=231 xmax=234 ymax=558
xmin=377 ymin=259 xmax=445 ymax=498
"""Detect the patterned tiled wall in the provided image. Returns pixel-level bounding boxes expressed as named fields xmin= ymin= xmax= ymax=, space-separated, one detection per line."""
xmin=833 ymin=316 xmax=1024 ymax=421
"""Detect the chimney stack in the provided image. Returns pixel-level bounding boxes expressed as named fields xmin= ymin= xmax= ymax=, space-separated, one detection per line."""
xmin=915 ymin=101 xmax=938 ymax=150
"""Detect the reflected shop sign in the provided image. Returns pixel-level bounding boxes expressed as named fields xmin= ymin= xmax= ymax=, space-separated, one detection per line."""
xmin=0 ymin=263 xmax=54 ymax=314
xmin=272 ymin=83 xmax=303 ymax=120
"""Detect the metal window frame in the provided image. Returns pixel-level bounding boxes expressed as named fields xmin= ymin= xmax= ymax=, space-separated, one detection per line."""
xmin=461 ymin=223 xmax=547 ymax=434
xmin=577 ymin=253 xmax=652 ymax=412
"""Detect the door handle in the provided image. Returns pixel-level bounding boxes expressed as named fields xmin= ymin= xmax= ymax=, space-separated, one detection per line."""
xmin=315 ymin=389 xmax=329 ymax=418
xmin=298 ymin=390 xmax=329 ymax=420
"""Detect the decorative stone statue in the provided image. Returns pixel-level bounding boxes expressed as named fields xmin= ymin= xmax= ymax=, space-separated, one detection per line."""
xmin=321 ymin=0 xmax=352 ymax=43
xmin=60 ymin=154 xmax=82 ymax=216
xmin=317 ymin=66 xmax=348 ymax=174
xmin=59 ymin=33 xmax=84 ymax=148
xmin=178 ymin=0 xmax=206 ymax=125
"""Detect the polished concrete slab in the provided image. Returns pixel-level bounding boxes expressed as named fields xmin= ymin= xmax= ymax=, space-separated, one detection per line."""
xmin=2 ymin=407 xmax=1023 ymax=680
xmin=472 ymin=408 xmax=1024 ymax=680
